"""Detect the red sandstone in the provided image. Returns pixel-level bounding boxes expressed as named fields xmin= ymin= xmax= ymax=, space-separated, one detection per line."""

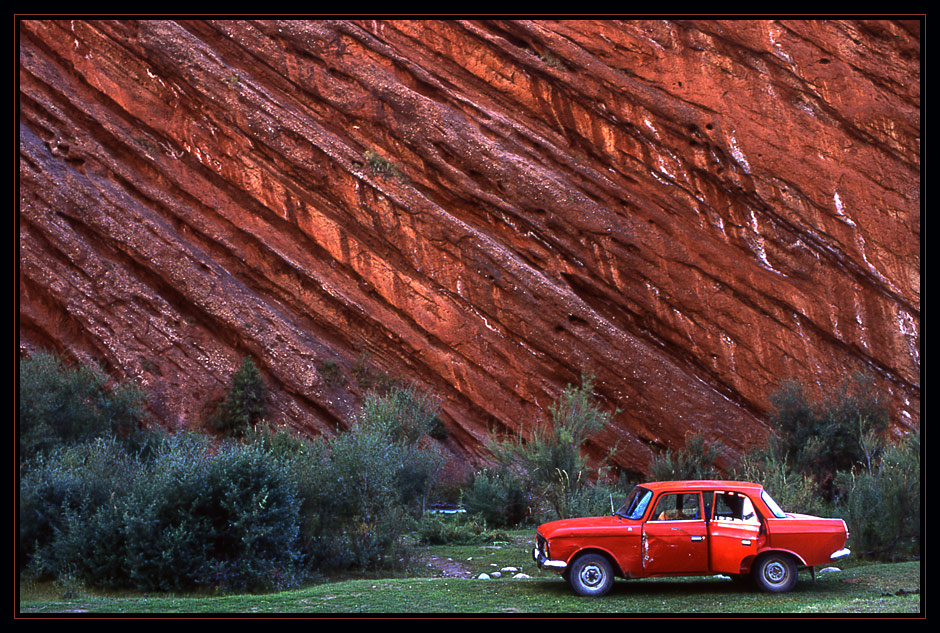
xmin=18 ymin=19 xmax=920 ymax=473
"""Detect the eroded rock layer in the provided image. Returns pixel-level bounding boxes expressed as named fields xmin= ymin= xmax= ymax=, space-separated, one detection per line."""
xmin=18 ymin=19 xmax=921 ymax=472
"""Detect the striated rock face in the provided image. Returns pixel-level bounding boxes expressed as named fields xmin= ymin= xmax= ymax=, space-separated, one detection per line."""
xmin=18 ymin=19 xmax=920 ymax=474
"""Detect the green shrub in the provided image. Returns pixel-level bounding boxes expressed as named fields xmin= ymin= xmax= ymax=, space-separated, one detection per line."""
xmin=20 ymin=434 xmax=306 ymax=592
xmin=767 ymin=373 xmax=889 ymax=490
xmin=462 ymin=468 xmax=530 ymax=528
xmin=834 ymin=431 xmax=920 ymax=560
xmin=18 ymin=351 xmax=147 ymax=463
xmin=301 ymin=386 xmax=445 ymax=570
xmin=465 ymin=375 xmax=612 ymax=525
xmin=735 ymin=444 xmax=831 ymax=518
xmin=416 ymin=512 xmax=509 ymax=545
xmin=18 ymin=436 xmax=142 ymax=577
xmin=364 ymin=149 xmax=407 ymax=182
xmin=747 ymin=373 xmax=919 ymax=562
xmin=648 ymin=432 xmax=724 ymax=482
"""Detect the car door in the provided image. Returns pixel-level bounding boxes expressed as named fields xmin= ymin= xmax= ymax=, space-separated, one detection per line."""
xmin=641 ymin=491 xmax=708 ymax=575
xmin=707 ymin=491 xmax=761 ymax=575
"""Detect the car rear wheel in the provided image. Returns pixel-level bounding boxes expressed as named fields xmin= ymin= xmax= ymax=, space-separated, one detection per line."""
xmin=753 ymin=553 xmax=797 ymax=593
xmin=568 ymin=553 xmax=614 ymax=597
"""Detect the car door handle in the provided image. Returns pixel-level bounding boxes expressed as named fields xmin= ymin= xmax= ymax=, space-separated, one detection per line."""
xmin=741 ymin=539 xmax=752 ymax=546
xmin=691 ymin=536 xmax=704 ymax=542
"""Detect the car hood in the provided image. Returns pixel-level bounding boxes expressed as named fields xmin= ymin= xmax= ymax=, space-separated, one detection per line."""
xmin=537 ymin=515 xmax=638 ymax=539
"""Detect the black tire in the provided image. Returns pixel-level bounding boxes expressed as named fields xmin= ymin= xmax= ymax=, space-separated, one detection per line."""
xmin=568 ymin=553 xmax=614 ymax=597
xmin=753 ymin=553 xmax=798 ymax=593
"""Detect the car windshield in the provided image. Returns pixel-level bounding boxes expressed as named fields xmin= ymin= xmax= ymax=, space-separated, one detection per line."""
xmin=761 ymin=490 xmax=788 ymax=518
xmin=616 ymin=486 xmax=653 ymax=520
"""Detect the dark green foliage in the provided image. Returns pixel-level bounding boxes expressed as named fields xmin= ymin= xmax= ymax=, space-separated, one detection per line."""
xmin=20 ymin=434 xmax=305 ymax=592
xmin=316 ymin=359 xmax=345 ymax=387
xmin=464 ymin=375 xmax=613 ymax=525
xmin=834 ymin=431 xmax=921 ymax=560
xmin=462 ymin=468 xmax=529 ymax=528
xmin=18 ymin=351 xmax=147 ymax=462
xmin=767 ymin=372 xmax=889 ymax=487
xmin=736 ymin=444 xmax=832 ymax=519
xmin=648 ymin=432 xmax=724 ymax=482
xmin=209 ymin=357 xmax=267 ymax=437
xmin=364 ymin=149 xmax=407 ymax=182
xmin=747 ymin=373 xmax=920 ymax=561
xmin=296 ymin=386 xmax=446 ymax=571
xmin=416 ymin=513 xmax=509 ymax=545
xmin=18 ymin=350 xmax=450 ymax=590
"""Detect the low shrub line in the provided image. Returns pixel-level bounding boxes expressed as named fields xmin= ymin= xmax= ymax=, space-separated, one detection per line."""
xmin=17 ymin=352 xmax=920 ymax=595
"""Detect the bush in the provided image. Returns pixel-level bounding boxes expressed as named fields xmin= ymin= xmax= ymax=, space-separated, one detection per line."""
xmin=834 ymin=431 xmax=921 ymax=560
xmin=767 ymin=373 xmax=889 ymax=491
xmin=18 ymin=351 xmax=147 ymax=463
xmin=748 ymin=373 xmax=920 ymax=561
xmin=462 ymin=468 xmax=529 ymax=528
xmin=18 ymin=436 xmax=142 ymax=577
xmin=18 ymin=352 xmax=456 ymax=587
xmin=416 ymin=513 xmax=509 ymax=545
xmin=465 ymin=375 xmax=613 ymax=525
xmin=20 ymin=434 xmax=306 ymax=592
xmin=648 ymin=432 xmax=724 ymax=482
xmin=300 ymin=386 xmax=446 ymax=571
xmin=735 ymin=445 xmax=831 ymax=518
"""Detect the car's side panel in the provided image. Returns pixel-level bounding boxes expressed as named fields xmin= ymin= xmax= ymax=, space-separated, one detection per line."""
xmin=641 ymin=519 xmax=709 ymax=575
xmin=764 ymin=518 xmax=849 ymax=566
xmin=708 ymin=520 xmax=761 ymax=574
xmin=541 ymin=531 xmax=643 ymax=578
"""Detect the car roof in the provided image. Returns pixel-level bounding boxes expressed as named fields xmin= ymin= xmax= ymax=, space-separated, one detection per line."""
xmin=639 ymin=480 xmax=765 ymax=494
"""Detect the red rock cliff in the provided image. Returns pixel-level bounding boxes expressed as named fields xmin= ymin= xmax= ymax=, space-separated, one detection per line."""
xmin=18 ymin=19 xmax=920 ymax=473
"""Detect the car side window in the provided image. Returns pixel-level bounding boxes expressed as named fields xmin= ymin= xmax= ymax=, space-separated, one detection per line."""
xmin=712 ymin=492 xmax=760 ymax=525
xmin=650 ymin=492 xmax=702 ymax=521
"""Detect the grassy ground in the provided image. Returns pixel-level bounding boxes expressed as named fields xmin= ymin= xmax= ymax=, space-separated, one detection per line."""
xmin=17 ymin=530 xmax=922 ymax=616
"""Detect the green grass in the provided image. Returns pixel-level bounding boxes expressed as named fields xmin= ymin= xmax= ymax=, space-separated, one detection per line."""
xmin=18 ymin=531 xmax=922 ymax=615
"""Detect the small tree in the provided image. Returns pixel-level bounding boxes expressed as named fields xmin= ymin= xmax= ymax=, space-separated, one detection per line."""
xmin=210 ymin=357 xmax=268 ymax=437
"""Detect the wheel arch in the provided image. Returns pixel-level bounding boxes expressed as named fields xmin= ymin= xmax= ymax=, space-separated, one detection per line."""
xmin=753 ymin=547 xmax=807 ymax=569
xmin=568 ymin=547 xmax=626 ymax=578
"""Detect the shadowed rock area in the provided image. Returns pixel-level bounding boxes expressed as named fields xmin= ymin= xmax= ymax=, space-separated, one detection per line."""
xmin=18 ymin=19 xmax=920 ymax=473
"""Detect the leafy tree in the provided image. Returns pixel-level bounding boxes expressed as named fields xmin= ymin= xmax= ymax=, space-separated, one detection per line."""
xmin=834 ymin=431 xmax=921 ymax=560
xmin=746 ymin=372 xmax=920 ymax=561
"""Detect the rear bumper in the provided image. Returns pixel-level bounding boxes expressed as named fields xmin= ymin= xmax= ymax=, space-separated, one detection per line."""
xmin=830 ymin=548 xmax=851 ymax=561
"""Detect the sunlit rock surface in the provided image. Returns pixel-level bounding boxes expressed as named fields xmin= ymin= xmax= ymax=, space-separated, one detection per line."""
xmin=18 ymin=19 xmax=920 ymax=473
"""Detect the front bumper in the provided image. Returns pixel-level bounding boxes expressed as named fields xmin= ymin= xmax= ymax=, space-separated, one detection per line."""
xmin=532 ymin=541 xmax=567 ymax=571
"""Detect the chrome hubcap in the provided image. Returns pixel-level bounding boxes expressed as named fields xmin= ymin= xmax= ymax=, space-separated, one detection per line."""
xmin=765 ymin=561 xmax=787 ymax=584
xmin=580 ymin=564 xmax=604 ymax=587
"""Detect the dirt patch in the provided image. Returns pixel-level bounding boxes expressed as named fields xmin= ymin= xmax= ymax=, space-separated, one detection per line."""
xmin=417 ymin=553 xmax=474 ymax=579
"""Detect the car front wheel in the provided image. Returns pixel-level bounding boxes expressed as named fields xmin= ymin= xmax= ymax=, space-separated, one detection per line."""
xmin=753 ymin=553 xmax=797 ymax=593
xmin=568 ymin=553 xmax=614 ymax=597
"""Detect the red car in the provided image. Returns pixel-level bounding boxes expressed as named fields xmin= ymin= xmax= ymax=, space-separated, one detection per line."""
xmin=533 ymin=480 xmax=850 ymax=596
